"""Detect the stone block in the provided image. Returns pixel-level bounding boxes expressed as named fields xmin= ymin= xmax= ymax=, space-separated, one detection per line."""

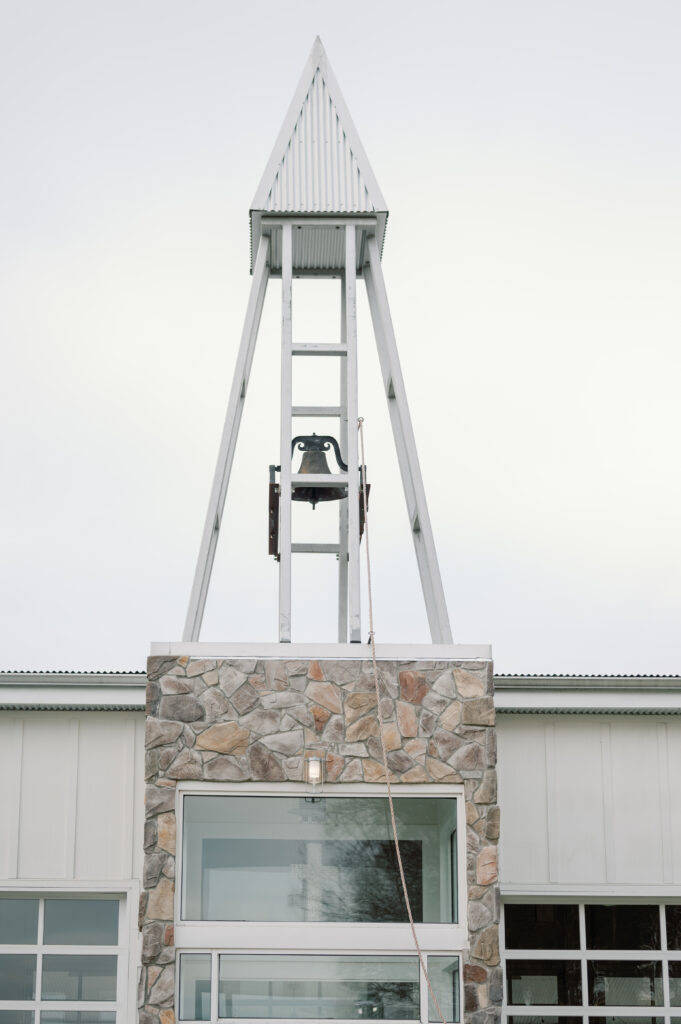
xmin=204 ymin=755 xmax=249 ymax=781
xmin=344 ymin=691 xmax=377 ymax=724
xmin=231 ymin=684 xmax=259 ymax=715
xmin=218 ymin=665 xmax=248 ymax=696
xmin=399 ymin=670 xmax=428 ymax=704
xmin=261 ymin=729 xmax=304 ymax=756
xmin=306 ymin=681 xmax=342 ymax=714
xmin=145 ymin=785 xmax=175 ymax=818
xmin=476 ymin=847 xmax=498 ymax=885
xmin=145 ymin=719 xmax=183 ymax=750
xmin=158 ymin=695 xmax=204 ymax=723
xmin=396 ymin=701 xmax=418 ymax=737
xmin=340 ymin=757 xmax=363 ymax=781
xmin=240 ymin=708 xmax=281 ymax=735
xmin=463 ymin=698 xmax=495 ymax=726
xmin=196 ymin=722 xmax=250 ymax=756
xmin=346 ymin=715 xmax=380 ymax=742
xmin=249 ymin=742 xmax=285 ymax=781
xmin=454 ymin=668 xmax=486 ymax=698
xmin=147 ymin=878 xmax=174 ymax=921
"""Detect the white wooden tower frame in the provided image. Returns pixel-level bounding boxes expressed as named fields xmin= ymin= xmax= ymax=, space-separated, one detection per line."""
xmin=183 ymin=38 xmax=452 ymax=646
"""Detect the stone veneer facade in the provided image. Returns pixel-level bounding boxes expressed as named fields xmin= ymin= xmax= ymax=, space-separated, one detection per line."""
xmin=140 ymin=656 xmax=500 ymax=1024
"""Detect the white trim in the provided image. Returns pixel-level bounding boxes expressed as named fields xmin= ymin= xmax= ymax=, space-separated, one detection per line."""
xmin=502 ymin=884 xmax=681 ymax=898
xmin=0 ymin=684 xmax=146 ymax=709
xmin=495 ymin=687 xmax=681 ymax=714
xmin=149 ymin=642 xmax=491 ymax=660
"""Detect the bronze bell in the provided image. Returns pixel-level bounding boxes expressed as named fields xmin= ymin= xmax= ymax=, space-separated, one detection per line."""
xmin=292 ymin=434 xmax=348 ymax=508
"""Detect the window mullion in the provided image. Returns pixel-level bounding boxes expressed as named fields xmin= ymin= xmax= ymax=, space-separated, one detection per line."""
xmin=211 ymin=950 xmax=219 ymax=1023
xmin=579 ymin=902 xmax=588 ymax=1024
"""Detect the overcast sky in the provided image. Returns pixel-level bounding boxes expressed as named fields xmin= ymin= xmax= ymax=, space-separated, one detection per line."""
xmin=1 ymin=0 xmax=679 ymax=675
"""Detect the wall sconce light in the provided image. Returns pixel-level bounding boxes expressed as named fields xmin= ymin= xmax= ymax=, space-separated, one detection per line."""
xmin=304 ymin=753 xmax=325 ymax=801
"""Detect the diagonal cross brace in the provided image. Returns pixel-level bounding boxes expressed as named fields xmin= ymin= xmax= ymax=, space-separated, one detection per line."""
xmin=183 ymin=234 xmax=270 ymax=641
xmin=364 ymin=235 xmax=453 ymax=644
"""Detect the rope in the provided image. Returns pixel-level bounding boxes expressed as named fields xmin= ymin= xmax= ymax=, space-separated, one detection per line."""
xmin=357 ymin=417 xmax=447 ymax=1024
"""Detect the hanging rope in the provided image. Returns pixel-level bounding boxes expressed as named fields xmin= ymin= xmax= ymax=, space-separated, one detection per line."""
xmin=357 ymin=417 xmax=448 ymax=1024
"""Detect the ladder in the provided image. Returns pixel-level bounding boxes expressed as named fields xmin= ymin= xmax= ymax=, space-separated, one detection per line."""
xmin=183 ymin=220 xmax=452 ymax=645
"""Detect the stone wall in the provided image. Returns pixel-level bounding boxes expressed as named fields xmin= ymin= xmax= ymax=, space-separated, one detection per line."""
xmin=140 ymin=656 xmax=500 ymax=1024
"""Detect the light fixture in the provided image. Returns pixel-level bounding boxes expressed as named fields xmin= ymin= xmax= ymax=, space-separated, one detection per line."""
xmin=303 ymin=752 xmax=325 ymax=801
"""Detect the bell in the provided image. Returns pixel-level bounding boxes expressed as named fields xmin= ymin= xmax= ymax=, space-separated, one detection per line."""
xmin=292 ymin=434 xmax=348 ymax=508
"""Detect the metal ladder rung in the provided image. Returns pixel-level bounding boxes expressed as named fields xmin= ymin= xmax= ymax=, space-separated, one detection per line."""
xmin=292 ymin=343 xmax=347 ymax=356
xmin=292 ymin=406 xmax=342 ymax=417
xmin=291 ymin=543 xmax=340 ymax=554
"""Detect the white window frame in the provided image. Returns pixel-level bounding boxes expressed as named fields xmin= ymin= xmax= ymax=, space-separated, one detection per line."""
xmin=501 ymin=898 xmax=681 ymax=1024
xmin=176 ymin=948 xmax=461 ymax=1024
xmin=0 ymin=883 xmax=138 ymax=1024
xmin=174 ymin=781 xmax=467 ymax=1024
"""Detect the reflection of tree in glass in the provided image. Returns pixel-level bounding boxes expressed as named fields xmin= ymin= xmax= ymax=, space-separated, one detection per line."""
xmin=288 ymin=800 xmax=424 ymax=923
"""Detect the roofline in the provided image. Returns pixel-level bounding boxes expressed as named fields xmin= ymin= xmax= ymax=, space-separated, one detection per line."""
xmin=250 ymin=37 xmax=388 ymax=215
xmin=2 ymin=670 xmax=679 ymax=715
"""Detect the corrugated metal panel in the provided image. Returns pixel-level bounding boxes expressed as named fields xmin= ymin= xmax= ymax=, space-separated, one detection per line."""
xmin=266 ymin=225 xmax=366 ymax=274
xmin=266 ymin=70 xmax=374 ymax=215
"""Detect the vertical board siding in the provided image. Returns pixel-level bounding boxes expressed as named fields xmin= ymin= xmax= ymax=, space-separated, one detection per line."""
xmin=496 ymin=716 xmax=550 ymax=884
xmin=549 ymin=718 xmax=607 ymax=883
xmin=498 ymin=714 xmax=681 ymax=888
xmin=0 ymin=711 xmax=144 ymax=884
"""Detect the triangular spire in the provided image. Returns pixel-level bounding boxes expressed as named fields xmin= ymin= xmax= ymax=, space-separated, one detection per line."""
xmin=250 ymin=38 xmax=388 ymax=265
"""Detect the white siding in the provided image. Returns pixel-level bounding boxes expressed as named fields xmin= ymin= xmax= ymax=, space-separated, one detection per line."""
xmin=498 ymin=713 xmax=681 ymax=891
xmin=0 ymin=710 xmax=145 ymax=884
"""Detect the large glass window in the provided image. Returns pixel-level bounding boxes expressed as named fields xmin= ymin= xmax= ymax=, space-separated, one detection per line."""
xmin=181 ymin=795 xmax=457 ymax=924
xmin=0 ymin=897 xmax=120 ymax=1023
xmin=504 ymin=902 xmax=681 ymax=1023
xmin=178 ymin=953 xmax=458 ymax=1023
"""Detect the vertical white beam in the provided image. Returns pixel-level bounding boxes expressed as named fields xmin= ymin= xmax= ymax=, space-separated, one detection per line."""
xmin=337 ymin=276 xmax=349 ymax=642
xmin=364 ymin=234 xmax=453 ymax=643
xmin=345 ymin=226 xmax=361 ymax=641
xmin=183 ymin=233 xmax=270 ymax=641
xmin=279 ymin=223 xmax=293 ymax=642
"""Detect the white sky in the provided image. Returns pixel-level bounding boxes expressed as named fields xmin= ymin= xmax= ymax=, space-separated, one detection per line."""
xmin=1 ymin=0 xmax=680 ymax=675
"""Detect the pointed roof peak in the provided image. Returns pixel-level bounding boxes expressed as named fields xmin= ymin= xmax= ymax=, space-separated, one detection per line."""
xmin=251 ymin=38 xmax=388 ymax=222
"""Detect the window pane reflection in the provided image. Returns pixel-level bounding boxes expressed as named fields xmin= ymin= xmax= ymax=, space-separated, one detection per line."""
xmin=41 ymin=1015 xmax=116 ymax=1024
xmin=667 ymin=907 xmax=681 ymax=950
xmin=588 ymin=961 xmax=662 ymax=1006
xmin=180 ymin=954 xmax=211 ymax=1021
xmin=586 ymin=906 xmax=659 ymax=951
xmin=44 ymin=901 xmax=118 ymax=946
xmin=506 ymin=960 xmax=582 ymax=1005
xmin=427 ymin=957 xmax=459 ymax=1022
xmin=218 ymin=955 xmax=420 ymax=1019
xmin=505 ymin=905 xmax=579 ymax=950
xmin=0 ymin=954 xmax=36 ymax=999
xmin=0 ymin=900 xmax=39 ymax=945
xmin=41 ymin=956 xmax=117 ymax=1001
xmin=588 ymin=1018 xmax=662 ymax=1024
xmin=182 ymin=796 xmax=456 ymax=923
xmin=0 ymin=1014 xmax=35 ymax=1024
xmin=508 ymin=1019 xmax=582 ymax=1024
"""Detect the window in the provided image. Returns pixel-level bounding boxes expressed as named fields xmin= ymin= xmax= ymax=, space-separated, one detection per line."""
xmin=178 ymin=953 xmax=459 ymax=1023
xmin=181 ymin=794 xmax=457 ymax=924
xmin=176 ymin=786 xmax=464 ymax=1024
xmin=0 ymin=897 xmax=121 ymax=1024
xmin=503 ymin=902 xmax=681 ymax=1023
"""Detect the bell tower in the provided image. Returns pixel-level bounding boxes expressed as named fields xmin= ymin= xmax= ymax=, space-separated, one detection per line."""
xmin=142 ymin=38 xmax=498 ymax=1024
xmin=180 ymin=36 xmax=453 ymax=648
